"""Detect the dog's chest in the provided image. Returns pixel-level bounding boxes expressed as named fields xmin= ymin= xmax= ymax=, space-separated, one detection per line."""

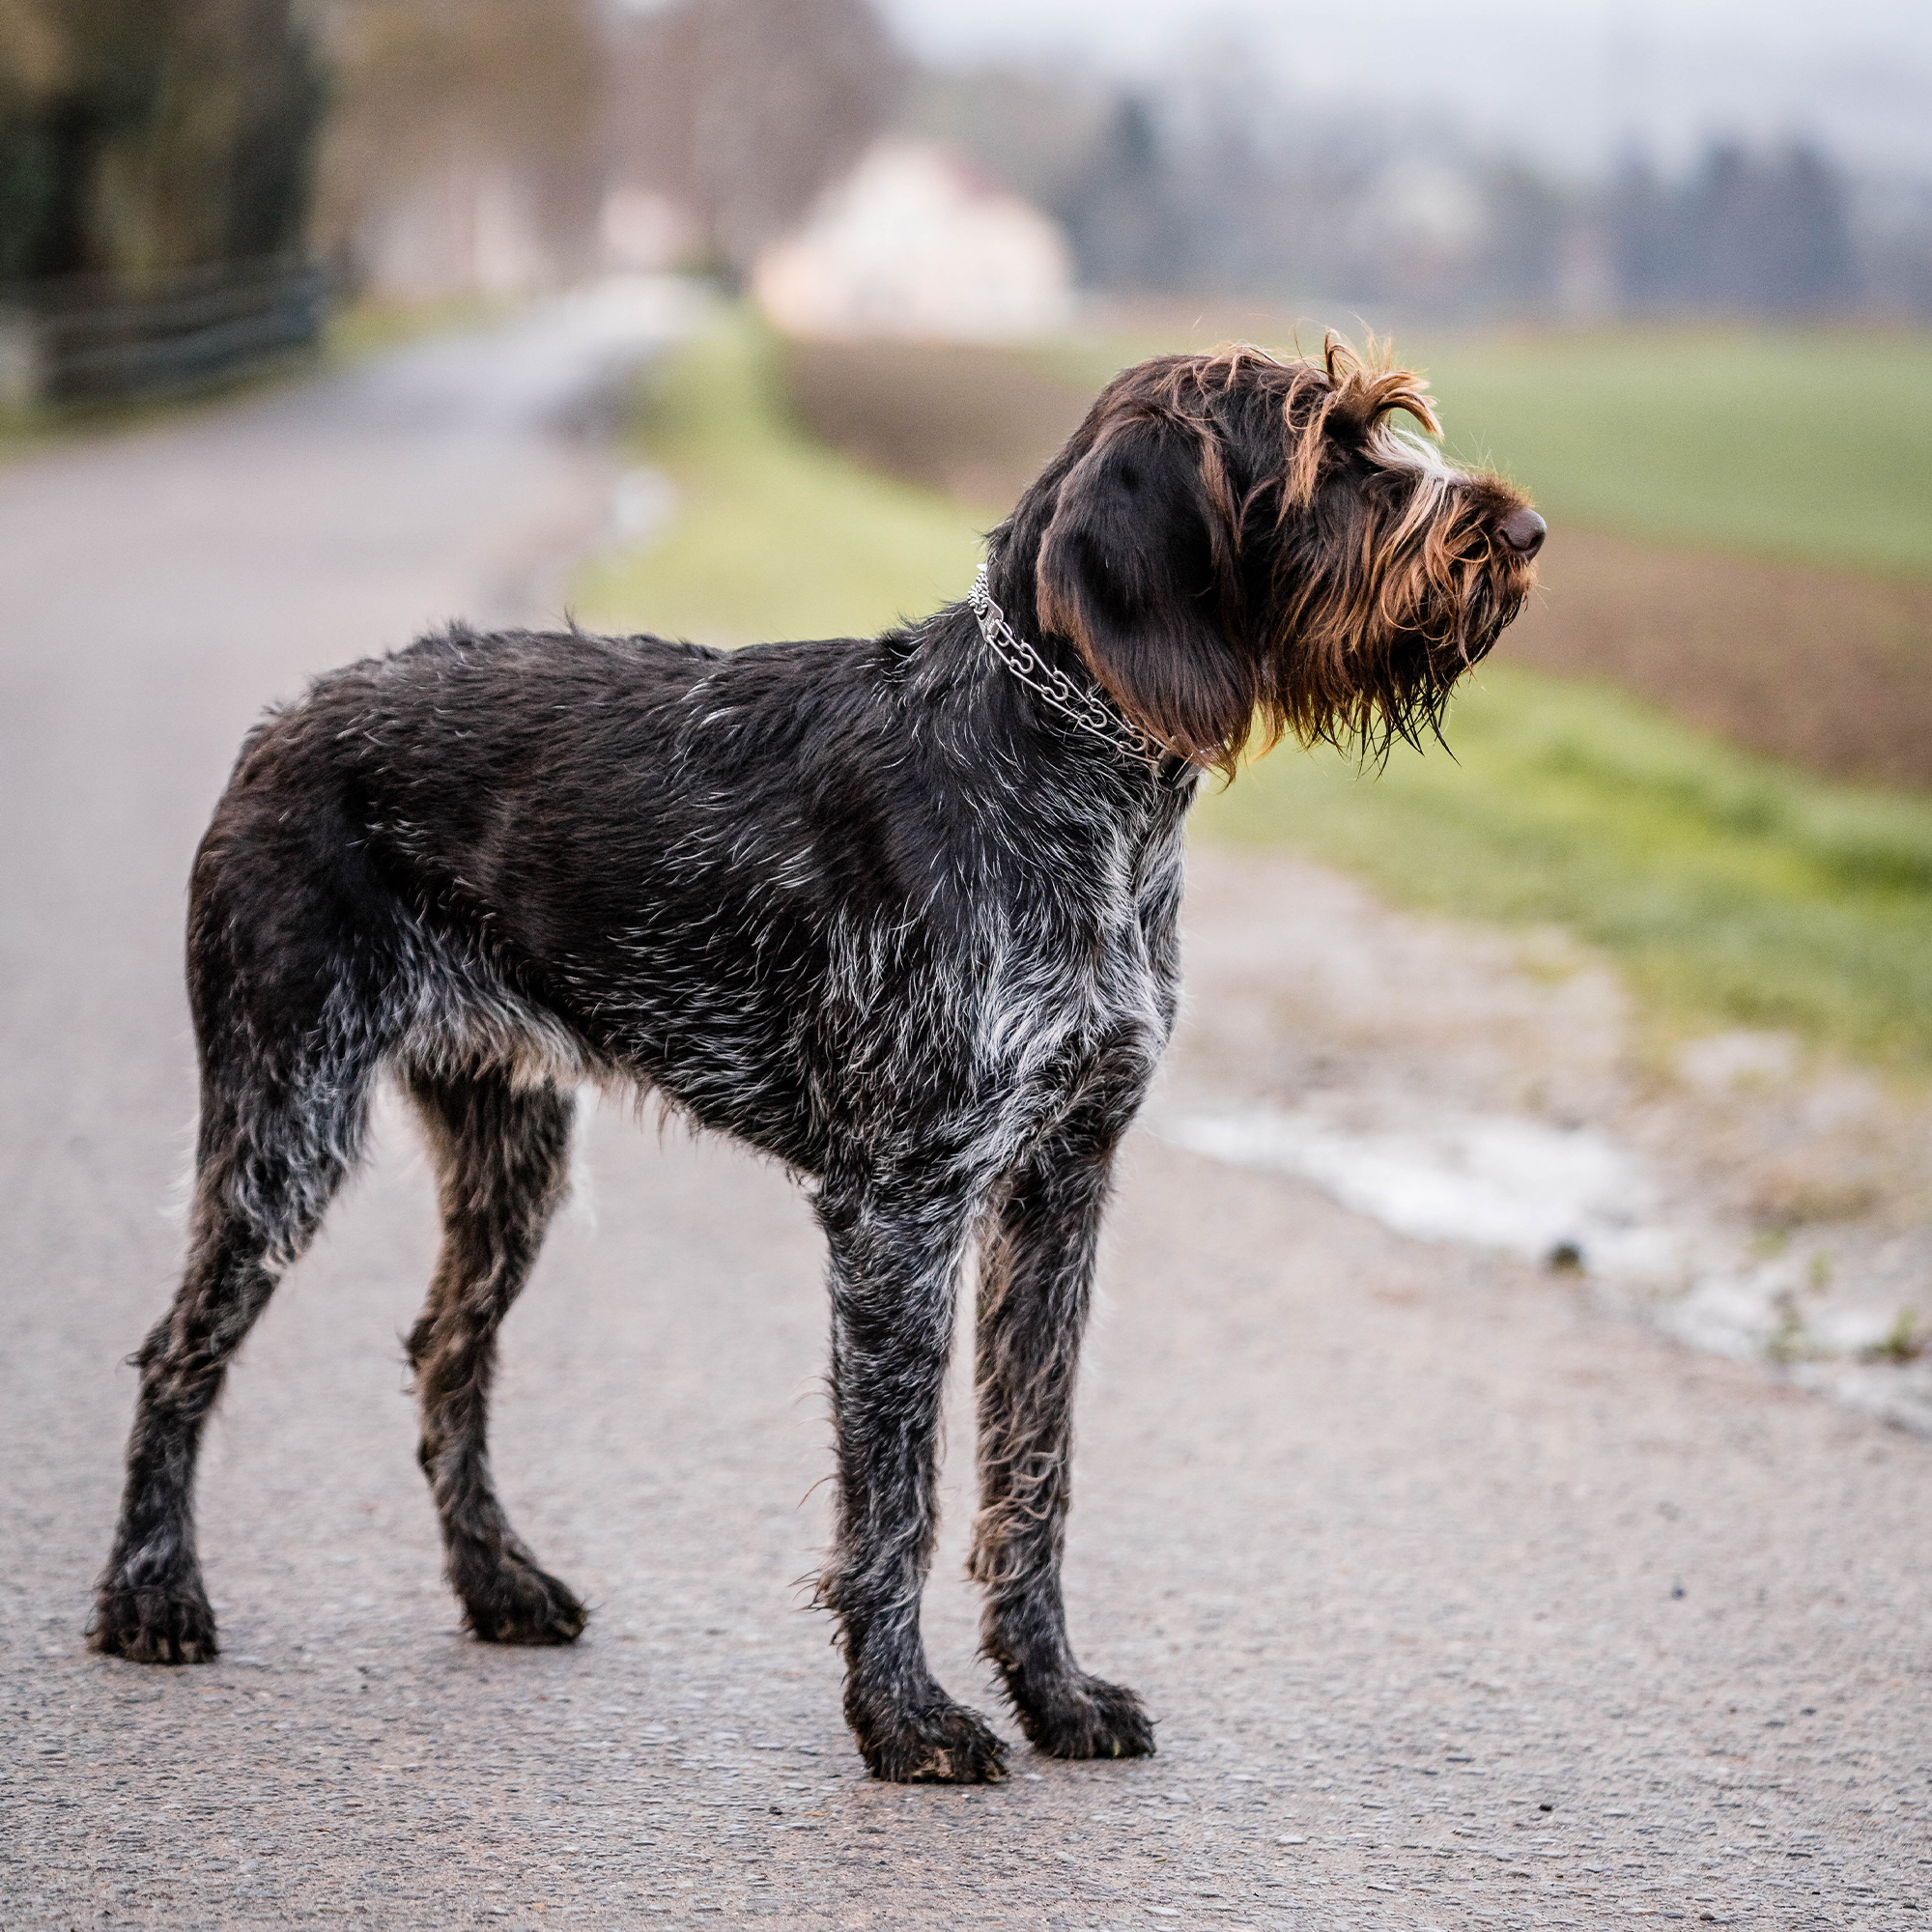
xmin=963 ymin=852 xmax=1181 ymax=1098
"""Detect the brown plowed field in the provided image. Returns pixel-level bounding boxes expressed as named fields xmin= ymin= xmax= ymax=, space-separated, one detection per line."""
xmin=782 ymin=338 xmax=1932 ymax=791
xmin=782 ymin=338 xmax=1090 ymax=510
xmin=1503 ymin=532 xmax=1932 ymax=790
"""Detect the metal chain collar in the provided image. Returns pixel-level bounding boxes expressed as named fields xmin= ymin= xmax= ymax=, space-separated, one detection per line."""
xmin=968 ymin=562 xmax=1159 ymax=765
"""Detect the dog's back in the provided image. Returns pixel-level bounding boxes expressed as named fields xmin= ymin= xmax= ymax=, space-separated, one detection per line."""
xmin=194 ymin=625 xmax=866 ymax=1163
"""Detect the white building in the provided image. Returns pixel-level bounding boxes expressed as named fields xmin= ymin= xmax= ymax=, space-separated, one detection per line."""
xmin=752 ymin=138 xmax=1074 ymax=342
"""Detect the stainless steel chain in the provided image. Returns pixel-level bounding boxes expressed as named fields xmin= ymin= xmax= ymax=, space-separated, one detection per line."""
xmin=968 ymin=562 xmax=1158 ymax=765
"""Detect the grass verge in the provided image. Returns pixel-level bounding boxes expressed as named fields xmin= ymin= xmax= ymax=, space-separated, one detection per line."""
xmin=0 ymin=348 xmax=318 ymax=466
xmin=582 ymin=308 xmax=1932 ymax=1074
xmin=324 ymin=291 xmax=526 ymax=362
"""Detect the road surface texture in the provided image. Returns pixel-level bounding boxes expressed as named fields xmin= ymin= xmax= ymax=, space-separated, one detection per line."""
xmin=3 ymin=294 xmax=1927 ymax=1930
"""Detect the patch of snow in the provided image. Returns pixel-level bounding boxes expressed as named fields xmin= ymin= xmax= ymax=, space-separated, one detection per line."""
xmin=1162 ymin=1107 xmax=1672 ymax=1276
xmin=1159 ymin=1102 xmax=1932 ymax=1431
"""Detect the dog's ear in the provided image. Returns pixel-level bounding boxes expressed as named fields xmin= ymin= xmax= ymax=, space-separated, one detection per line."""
xmin=1036 ymin=413 xmax=1257 ymax=771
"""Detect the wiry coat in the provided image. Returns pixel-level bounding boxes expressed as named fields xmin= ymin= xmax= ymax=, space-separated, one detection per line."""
xmin=93 ymin=339 xmax=1543 ymax=1783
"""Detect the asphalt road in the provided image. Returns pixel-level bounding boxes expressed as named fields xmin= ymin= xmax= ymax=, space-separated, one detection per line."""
xmin=3 ymin=292 xmax=1928 ymax=1931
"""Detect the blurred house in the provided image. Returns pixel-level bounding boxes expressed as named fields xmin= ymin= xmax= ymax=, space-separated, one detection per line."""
xmin=1344 ymin=159 xmax=1493 ymax=300
xmin=604 ymin=0 xmax=899 ymax=283
xmin=751 ymin=139 xmax=1073 ymax=342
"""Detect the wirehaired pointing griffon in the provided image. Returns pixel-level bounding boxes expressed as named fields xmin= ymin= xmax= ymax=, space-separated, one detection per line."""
xmin=94 ymin=339 xmax=1544 ymax=1782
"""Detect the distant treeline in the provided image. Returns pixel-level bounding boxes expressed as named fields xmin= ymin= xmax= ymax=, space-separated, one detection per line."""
xmin=1608 ymin=146 xmax=1856 ymax=316
xmin=0 ymin=0 xmax=890 ymax=300
xmin=0 ymin=0 xmax=617 ymax=298
xmin=908 ymin=70 xmax=1932 ymax=323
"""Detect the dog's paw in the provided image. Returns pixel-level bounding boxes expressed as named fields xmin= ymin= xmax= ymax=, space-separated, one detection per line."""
xmin=461 ymin=1557 xmax=587 ymax=1646
xmin=855 ymin=1699 xmax=1010 ymax=1784
xmin=89 ymin=1577 xmax=220 ymax=1665
xmin=1014 ymin=1673 xmax=1155 ymax=1761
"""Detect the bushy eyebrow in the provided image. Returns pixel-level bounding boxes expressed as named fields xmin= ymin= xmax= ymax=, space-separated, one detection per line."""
xmin=1086 ymin=334 xmax=1444 ymax=514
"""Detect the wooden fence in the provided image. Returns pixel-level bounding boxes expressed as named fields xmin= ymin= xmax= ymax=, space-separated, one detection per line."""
xmin=0 ymin=259 xmax=330 ymax=413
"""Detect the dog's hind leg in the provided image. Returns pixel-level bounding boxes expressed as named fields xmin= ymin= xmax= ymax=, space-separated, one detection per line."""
xmin=92 ymin=1036 xmax=376 ymax=1664
xmin=401 ymin=1065 xmax=583 ymax=1646
xmin=814 ymin=1179 xmax=1008 ymax=1784
xmin=970 ymin=1122 xmax=1155 ymax=1760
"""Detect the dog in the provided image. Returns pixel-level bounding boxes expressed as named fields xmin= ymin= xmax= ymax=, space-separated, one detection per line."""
xmin=91 ymin=336 xmax=1544 ymax=1783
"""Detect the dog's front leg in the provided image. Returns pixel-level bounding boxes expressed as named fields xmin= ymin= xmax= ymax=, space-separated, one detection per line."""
xmin=814 ymin=1180 xmax=1008 ymax=1784
xmin=970 ymin=1135 xmax=1155 ymax=1760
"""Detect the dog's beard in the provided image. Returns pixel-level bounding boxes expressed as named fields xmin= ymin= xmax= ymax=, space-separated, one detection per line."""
xmin=1263 ymin=494 xmax=1535 ymax=765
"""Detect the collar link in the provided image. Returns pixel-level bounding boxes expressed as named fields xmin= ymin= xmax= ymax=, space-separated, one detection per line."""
xmin=967 ymin=562 xmax=1159 ymax=767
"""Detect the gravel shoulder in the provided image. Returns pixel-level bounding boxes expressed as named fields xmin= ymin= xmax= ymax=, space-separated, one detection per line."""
xmin=3 ymin=298 xmax=1928 ymax=1930
xmin=1170 ymin=845 xmax=1932 ymax=1431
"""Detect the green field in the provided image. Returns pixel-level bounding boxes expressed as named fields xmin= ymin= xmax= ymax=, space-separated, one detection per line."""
xmin=1050 ymin=325 xmax=1932 ymax=582
xmin=581 ymin=311 xmax=1932 ymax=1073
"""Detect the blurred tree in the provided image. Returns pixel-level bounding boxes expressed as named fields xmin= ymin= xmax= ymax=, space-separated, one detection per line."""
xmin=1611 ymin=138 xmax=1858 ymax=316
xmin=0 ymin=0 xmax=323 ymax=283
xmin=1481 ymin=163 xmax=1567 ymax=312
xmin=1856 ymin=176 xmax=1932 ymax=321
xmin=1056 ymin=94 xmax=1189 ymax=290
xmin=0 ymin=0 xmax=86 ymax=279
xmin=306 ymin=0 xmax=605 ymax=297
xmin=609 ymin=0 xmax=900 ymax=282
xmin=1606 ymin=153 xmax=1678 ymax=310
xmin=1690 ymin=142 xmax=1770 ymax=309
xmin=1738 ymin=142 xmax=1856 ymax=312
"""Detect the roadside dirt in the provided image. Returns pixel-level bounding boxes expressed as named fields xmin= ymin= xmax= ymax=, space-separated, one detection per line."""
xmin=782 ymin=337 xmax=1089 ymax=511
xmin=1501 ymin=532 xmax=1932 ymax=791
xmin=1169 ymin=843 xmax=1932 ymax=1430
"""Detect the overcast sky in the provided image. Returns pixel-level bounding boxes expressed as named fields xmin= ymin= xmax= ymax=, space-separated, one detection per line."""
xmin=874 ymin=0 xmax=1932 ymax=176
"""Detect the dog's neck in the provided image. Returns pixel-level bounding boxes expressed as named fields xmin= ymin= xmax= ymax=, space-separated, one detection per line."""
xmin=966 ymin=547 xmax=1187 ymax=777
xmin=968 ymin=562 xmax=1157 ymax=766
xmin=893 ymin=593 xmax=1197 ymax=890
xmin=977 ymin=548 xmax=1055 ymax=668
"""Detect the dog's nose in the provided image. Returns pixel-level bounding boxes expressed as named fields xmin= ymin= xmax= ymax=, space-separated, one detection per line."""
xmin=1499 ymin=507 xmax=1547 ymax=557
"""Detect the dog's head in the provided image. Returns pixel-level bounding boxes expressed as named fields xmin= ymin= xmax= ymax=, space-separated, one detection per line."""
xmin=999 ymin=337 xmax=1543 ymax=778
